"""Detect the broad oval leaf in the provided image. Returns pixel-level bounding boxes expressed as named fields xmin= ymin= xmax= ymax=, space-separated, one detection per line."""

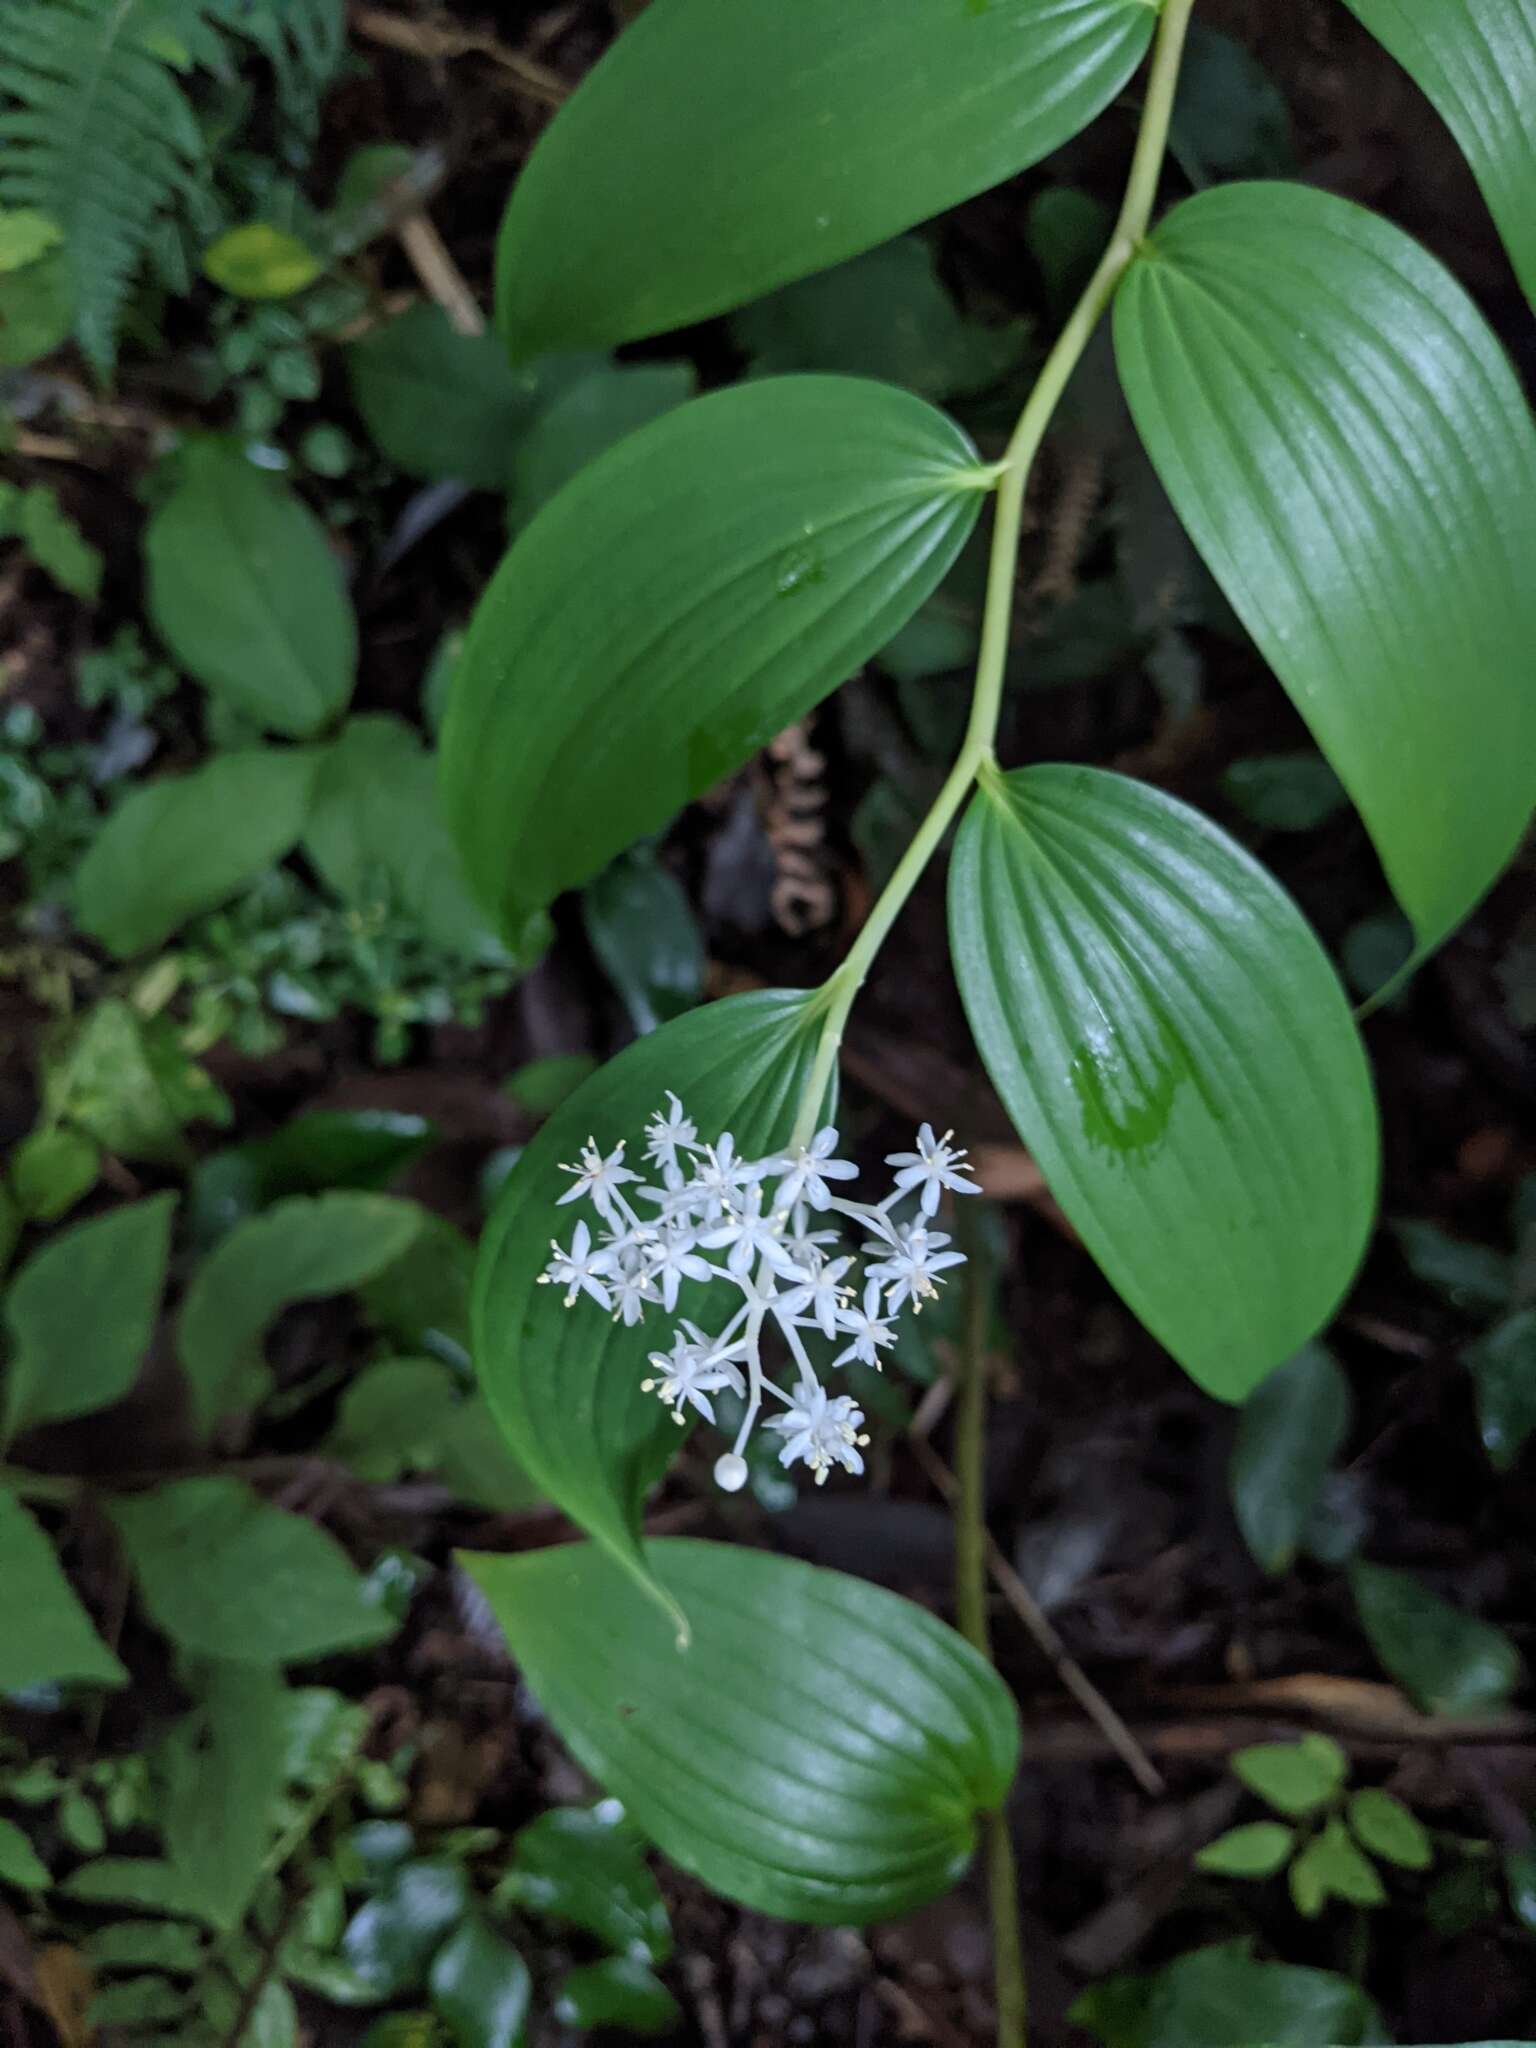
xmin=110 ymin=1478 xmax=398 ymax=1667
xmin=3 ymin=1192 xmax=176 ymax=1439
xmin=442 ymin=376 xmax=985 ymax=938
xmin=1342 ymin=0 xmax=1536 ymax=313
xmin=1349 ymin=1558 xmax=1522 ymax=1717
xmin=474 ymin=992 xmax=827 ymax=1589
xmin=494 ymin=0 xmax=1155 ymax=357
xmin=177 ymin=1193 xmax=425 ymax=1438
xmin=145 ymin=440 xmax=357 ymax=739
xmin=462 ymin=1537 xmax=1020 ymax=1925
xmin=948 ymin=764 xmax=1379 ymax=1400
xmin=75 ymin=747 xmax=321 ymax=956
xmin=0 ymin=1494 xmax=126 ymax=1691
xmin=1115 ymin=183 xmax=1536 ymax=950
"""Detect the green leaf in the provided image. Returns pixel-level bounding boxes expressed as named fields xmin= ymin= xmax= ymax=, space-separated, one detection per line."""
xmin=504 ymin=1054 xmax=597 ymax=1119
xmin=203 ymin=223 xmax=322 ymax=298
xmin=1221 ymin=753 xmax=1348 ymax=835
xmin=1230 ymin=1344 xmax=1353 ymax=1576
xmin=277 ymin=1685 xmax=370 ymax=1791
xmin=0 ymin=250 xmax=71 ymax=367
xmin=1347 ymin=1787 xmax=1432 ymax=1871
xmin=239 ymin=1979 xmax=299 ymax=2048
xmin=40 ymin=1000 xmax=230 ymax=1169
xmin=1349 ymin=1559 xmax=1522 ymax=1717
xmin=554 ymin=1956 xmax=680 ymax=2036
xmin=360 ymin=1212 xmax=474 ymax=1370
xmin=6 ymin=482 xmax=101 ymax=599
xmin=9 ymin=1126 xmax=99 ymax=1222
xmin=346 ymin=305 xmax=596 ymax=490
xmin=60 ymin=1857 xmax=207 ymax=1919
xmin=1070 ymin=1937 xmax=1382 ymax=2048
xmin=442 ymin=377 xmax=986 ymax=940
xmin=86 ymin=1975 xmax=187 ymax=2029
xmin=110 ymin=1478 xmax=399 ymax=1666
xmin=1232 ymin=1734 xmax=1347 ymax=1818
xmin=1289 ymin=1817 xmax=1386 ymax=1918
xmin=75 ymin=746 xmax=321 ymax=956
xmin=0 ymin=207 xmax=61 ymax=272
xmin=3 ymin=1193 xmax=175 ymax=1438
xmin=176 ymin=1192 xmax=424 ymax=1435
xmin=431 ymin=1400 xmax=543 ymax=1515
xmin=731 ymin=234 xmax=1027 ymax=402
xmin=505 ymin=359 xmax=697 ymax=533
xmin=496 ymin=1805 xmax=671 ymax=1963
xmin=0 ymin=1496 xmax=125 ymax=1689
xmin=428 ymin=1918 xmax=531 ymax=2048
xmin=461 ymin=1537 xmax=1019 ymax=1926
xmin=327 ymin=1359 xmax=458 ymax=1482
xmin=473 ymin=991 xmax=826 ymax=1589
xmin=948 ymin=764 xmax=1378 ymax=1401
xmin=0 ymin=1816 xmax=49 ymax=1891
xmin=1168 ymin=23 xmax=1293 ymax=186
xmin=1193 ymin=1821 xmax=1294 ymax=1880
xmin=581 ymin=848 xmax=705 ymax=1036
xmin=161 ymin=1664 xmax=289 ymax=1931
xmin=303 ymin=715 xmax=506 ymax=959
xmin=494 ymin=0 xmax=1155 ymax=356
xmin=1341 ymin=0 xmax=1536 ymax=312
xmin=1392 ymin=1217 xmax=1512 ymax=1315
xmin=1115 ymin=182 xmax=1536 ymax=950
xmin=340 ymin=1859 xmax=473 ymax=1999
xmin=145 ymin=440 xmax=357 ymax=739
xmin=1467 ymin=1309 xmax=1536 ymax=1472
xmin=84 ymin=1919 xmax=204 ymax=1973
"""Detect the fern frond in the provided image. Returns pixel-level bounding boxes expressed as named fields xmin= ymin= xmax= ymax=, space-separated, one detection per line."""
xmin=209 ymin=0 xmax=345 ymax=144
xmin=0 ymin=0 xmax=210 ymax=373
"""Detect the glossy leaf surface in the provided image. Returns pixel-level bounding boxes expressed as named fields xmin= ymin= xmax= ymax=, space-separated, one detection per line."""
xmin=442 ymin=377 xmax=986 ymax=938
xmin=1116 ymin=182 xmax=1536 ymax=948
xmin=474 ymin=992 xmax=825 ymax=1589
xmin=462 ymin=1538 xmax=1019 ymax=1925
xmin=494 ymin=0 xmax=1155 ymax=357
xmin=1342 ymin=0 xmax=1536 ymax=311
xmin=948 ymin=765 xmax=1378 ymax=1400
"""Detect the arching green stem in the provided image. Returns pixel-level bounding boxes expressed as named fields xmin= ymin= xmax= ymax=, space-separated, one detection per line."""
xmin=790 ymin=0 xmax=1197 ymax=1153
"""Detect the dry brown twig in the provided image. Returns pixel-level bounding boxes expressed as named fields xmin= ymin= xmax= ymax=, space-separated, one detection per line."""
xmin=349 ymin=5 xmax=569 ymax=105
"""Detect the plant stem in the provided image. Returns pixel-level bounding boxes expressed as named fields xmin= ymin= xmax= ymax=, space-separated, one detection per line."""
xmin=951 ymin=1205 xmax=1027 ymax=2048
xmin=790 ymin=0 xmax=1197 ymax=1151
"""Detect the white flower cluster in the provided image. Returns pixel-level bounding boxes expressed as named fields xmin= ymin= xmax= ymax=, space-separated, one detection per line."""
xmin=540 ymin=1100 xmax=979 ymax=1491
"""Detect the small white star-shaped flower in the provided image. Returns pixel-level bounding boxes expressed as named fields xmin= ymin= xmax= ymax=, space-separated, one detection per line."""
xmin=699 ymin=1183 xmax=805 ymax=1279
xmin=642 ymin=1331 xmax=746 ymax=1423
xmin=690 ymin=1132 xmax=765 ymax=1220
xmin=644 ymin=1225 xmax=713 ymax=1311
xmin=885 ymin=1124 xmax=980 ymax=1217
xmin=777 ymin=1254 xmax=855 ymax=1339
xmin=774 ymin=1127 xmax=859 ymax=1212
xmin=644 ymin=1093 xmax=699 ymax=1174
xmin=557 ymin=1137 xmax=639 ymax=1221
xmin=865 ymin=1224 xmax=966 ymax=1313
xmin=766 ymin=1378 xmax=870 ymax=1484
xmin=831 ymin=1278 xmax=896 ymax=1369
xmin=538 ymin=1219 xmax=614 ymax=1310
